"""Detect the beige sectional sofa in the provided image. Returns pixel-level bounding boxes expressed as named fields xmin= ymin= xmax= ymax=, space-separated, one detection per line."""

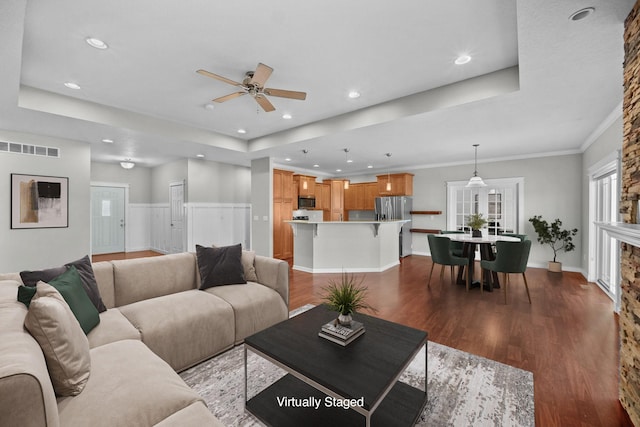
xmin=0 ymin=251 xmax=289 ymax=426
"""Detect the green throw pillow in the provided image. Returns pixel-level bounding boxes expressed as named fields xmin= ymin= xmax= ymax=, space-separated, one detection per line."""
xmin=46 ymin=266 xmax=100 ymax=335
xmin=17 ymin=285 xmax=37 ymax=307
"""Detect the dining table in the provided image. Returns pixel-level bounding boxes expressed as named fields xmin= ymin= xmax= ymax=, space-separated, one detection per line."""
xmin=434 ymin=233 xmax=520 ymax=291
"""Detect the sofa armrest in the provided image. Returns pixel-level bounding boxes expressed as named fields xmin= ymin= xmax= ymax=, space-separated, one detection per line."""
xmin=254 ymin=256 xmax=289 ymax=308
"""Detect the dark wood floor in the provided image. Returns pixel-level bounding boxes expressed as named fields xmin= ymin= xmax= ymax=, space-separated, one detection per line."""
xmin=91 ymin=250 xmax=164 ymax=263
xmin=94 ymin=251 xmax=632 ymax=426
xmin=289 ymin=256 xmax=633 ymax=427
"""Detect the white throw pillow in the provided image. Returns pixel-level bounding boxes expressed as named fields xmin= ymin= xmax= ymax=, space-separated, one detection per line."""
xmin=24 ymin=282 xmax=91 ymax=396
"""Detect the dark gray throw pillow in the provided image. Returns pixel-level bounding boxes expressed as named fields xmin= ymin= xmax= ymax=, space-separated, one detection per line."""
xmin=196 ymin=244 xmax=246 ymax=289
xmin=19 ymin=255 xmax=107 ymax=313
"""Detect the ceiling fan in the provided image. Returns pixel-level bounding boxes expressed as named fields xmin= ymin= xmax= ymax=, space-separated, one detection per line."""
xmin=196 ymin=63 xmax=307 ymax=112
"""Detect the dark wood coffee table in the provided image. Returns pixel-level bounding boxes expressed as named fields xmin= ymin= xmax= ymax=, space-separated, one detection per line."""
xmin=244 ymin=305 xmax=428 ymax=426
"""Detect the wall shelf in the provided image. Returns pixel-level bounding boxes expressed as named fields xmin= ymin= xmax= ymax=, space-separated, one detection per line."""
xmin=410 ymin=228 xmax=440 ymax=234
xmin=410 ymin=210 xmax=442 ymax=215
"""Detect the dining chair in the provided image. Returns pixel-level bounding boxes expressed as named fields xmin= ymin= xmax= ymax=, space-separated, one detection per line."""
xmin=439 ymin=230 xmax=465 ymax=257
xmin=500 ymin=233 xmax=528 ymax=241
xmin=427 ymin=234 xmax=470 ymax=291
xmin=480 ymin=239 xmax=532 ymax=304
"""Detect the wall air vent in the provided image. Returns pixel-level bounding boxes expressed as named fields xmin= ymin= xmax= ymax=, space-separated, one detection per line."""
xmin=0 ymin=141 xmax=60 ymax=158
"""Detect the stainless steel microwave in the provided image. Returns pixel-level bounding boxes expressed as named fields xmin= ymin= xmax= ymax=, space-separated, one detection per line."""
xmin=298 ymin=196 xmax=316 ymax=209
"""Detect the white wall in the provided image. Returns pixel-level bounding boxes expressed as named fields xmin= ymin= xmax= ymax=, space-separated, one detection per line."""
xmin=91 ymin=162 xmax=152 ymax=203
xmin=411 ymin=153 xmax=583 ymax=270
xmin=251 ymin=158 xmax=273 ymax=257
xmin=0 ymin=130 xmax=90 ymax=272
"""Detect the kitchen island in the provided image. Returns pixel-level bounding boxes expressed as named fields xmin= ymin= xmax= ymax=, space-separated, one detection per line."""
xmin=285 ymin=220 xmax=408 ymax=273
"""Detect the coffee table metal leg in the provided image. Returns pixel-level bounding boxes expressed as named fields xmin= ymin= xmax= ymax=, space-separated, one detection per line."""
xmin=244 ymin=345 xmax=248 ymax=405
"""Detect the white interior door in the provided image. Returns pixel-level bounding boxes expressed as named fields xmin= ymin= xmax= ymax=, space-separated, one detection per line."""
xmin=91 ymin=186 xmax=125 ymax=254
xmin=170 ymin=182 xmax=185 ymax=253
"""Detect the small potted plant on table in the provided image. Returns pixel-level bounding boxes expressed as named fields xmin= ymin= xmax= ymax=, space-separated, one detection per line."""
xmin=529 ymin=215 xmax=578 ymax=272
xmin=467 ymin=213 xmax=488 ymax=238
xmin=321 ymin=272 xmax=376 ymax=326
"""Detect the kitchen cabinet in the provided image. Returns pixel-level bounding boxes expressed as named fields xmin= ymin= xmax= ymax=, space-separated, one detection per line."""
xmin=325 ymin=179 xmax=346 ymax=221
xmin=293 ymin=174 xmax=316 ymax=197
xmin=364 ymin=182 xmax=378 ymax=210
xmin=273 ymin=169 xmax=293 ymax=260
xmin=344 ymin=183 xmax=365 ymax=210
xmin=377 ymin=173 xmax=414 ymax=196
xmin=314 ymin=182 xmax=330 ymax=211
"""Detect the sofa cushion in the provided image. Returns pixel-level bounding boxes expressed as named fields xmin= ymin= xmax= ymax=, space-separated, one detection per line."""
xmin=87 ymin=308 xmax=141 ymax=349
xmin=45 ymin=266 xmax=100 ymax=334
xmin=241 ymin=250 xmax=258 ymax=282
xmin=119 ymin=290 xmax=235 ymax=371
xmin=57 ymin=339 xmax=206 ymax=427
xmin=92 ymin=261 xmax=115 ymax=309
xmin=154 ymin=401 xmax=223 ymax=426
xmin=196 ymin=244 xmax=246 ymax=289
xmin=204 ymin=283 xmax=288 ymax=344
xmin=112 ymin=253 xmax=198 ymax=306
xmin=19 ymin=255 xmax=107 ymax=313
xmin=0 ymin=280 xmax=59 ymax=427
xmin=24 ymin=282 xmax=91 ymax=397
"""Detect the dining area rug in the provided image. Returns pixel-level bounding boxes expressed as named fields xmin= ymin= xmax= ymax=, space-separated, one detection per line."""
xmin=180 ymin=305 xmax=534 ymax=426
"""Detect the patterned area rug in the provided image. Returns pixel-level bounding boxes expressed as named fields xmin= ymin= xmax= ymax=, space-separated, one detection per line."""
xmin=180 ymin=305 xmax=534 ymax=426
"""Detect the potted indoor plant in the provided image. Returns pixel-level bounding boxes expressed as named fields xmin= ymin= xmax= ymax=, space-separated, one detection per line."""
xmin=321 ymin=272 xmax=376 ymax=326
xmin=466 ymin=213 xmax=488 ymax=238
xmin=528 ymin=215 xmax=578 ymax=272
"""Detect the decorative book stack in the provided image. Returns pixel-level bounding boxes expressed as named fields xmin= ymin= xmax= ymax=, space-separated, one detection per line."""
xmin=318 ymin=320 xmax=365 ymax=346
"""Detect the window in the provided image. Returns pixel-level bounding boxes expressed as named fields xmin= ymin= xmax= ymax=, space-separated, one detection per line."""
xmin=447 ymin=178 xmax=524 ymax=235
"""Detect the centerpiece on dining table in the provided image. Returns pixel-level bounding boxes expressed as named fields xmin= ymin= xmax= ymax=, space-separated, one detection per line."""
xmin=466 ymin=213 xmax=488 ymax=238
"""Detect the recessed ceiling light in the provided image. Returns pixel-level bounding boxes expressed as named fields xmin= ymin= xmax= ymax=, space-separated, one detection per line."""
xmin=348 ymin=91 xmax=360 ymax=99
xmin=285 ymin=157 xmax=292 ymax=162
xmin=336 ymin=169 xmax=342 ymax=172
xmin=367 ymin=165 xmax=373 ymax=169
xmin=204 ymin=103 xmax=215 ymax=111
xmin=454 ymin=55 xmax=472 ymax=65
xmin=85 ymin=37 xmax=108 ymax=49
xmin=101 ymin=138 xmax=114 ymax=144
xmin=313 ymin=164 xmax=320 ymax=168
xmin=196 ymin=154 xmax=205 ymax=158
xmin=569 ymin=7 xmax=595 ymax=21
xmin=64 ymin=82 xmax=81 ymax=90
xmin=282 ymin=113 xmax=292 ymax=119
xmin=237 ymin=129 xmax=247 ymax=134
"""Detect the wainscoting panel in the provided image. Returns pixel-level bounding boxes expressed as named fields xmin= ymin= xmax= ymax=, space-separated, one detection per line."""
xmin=187 ymin=203 xmax=251 ymax=251
xmin=150 ymin=204 xmax=171 ymax=254
xmin=127 ymin=204 xmax=151 ymax=252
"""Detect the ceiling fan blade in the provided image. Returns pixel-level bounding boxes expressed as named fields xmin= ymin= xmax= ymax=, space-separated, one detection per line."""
xmin=250 ymin=63 xmax=273 ymax=87
xmin=264 ymin=88 xmax=307 ymax=100
xmin=254 ymin=94 xmax=275 ymax=112
xmin=213 ymin=92 xmax=246 ymax=103
xmin=196 ymin=69 xmax=243 ymax=87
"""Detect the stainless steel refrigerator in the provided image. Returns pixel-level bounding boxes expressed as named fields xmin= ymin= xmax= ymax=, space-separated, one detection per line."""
xmin=374 ymin=196 xmax=413 ymax=257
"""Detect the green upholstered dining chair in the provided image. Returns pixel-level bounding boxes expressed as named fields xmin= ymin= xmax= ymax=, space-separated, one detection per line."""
xmin=480 ymin=239 xmax=532 ymax=304
xmin=439 ymin=230 xmax=465 ymax=257
xmin=500 ymin=233 xmax=528 ymax=241
xmin=427 ymin=234 xmax=470 ymax=291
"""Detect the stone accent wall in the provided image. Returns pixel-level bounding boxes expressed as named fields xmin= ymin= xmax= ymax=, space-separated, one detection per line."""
xmin=621 ymin=3 xmax=640 ymax=425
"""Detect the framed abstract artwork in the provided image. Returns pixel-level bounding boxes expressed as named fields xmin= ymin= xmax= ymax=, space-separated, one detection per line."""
xmin=11 ymin=174 xmax=69 ymax=229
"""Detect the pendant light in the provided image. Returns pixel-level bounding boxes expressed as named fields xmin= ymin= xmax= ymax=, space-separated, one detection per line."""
xmin=466 ymin=144 xmax=487 ymax=188
xmin=302 ymin=149 xmax=309 ymax=190
xmin=385 ymin=153 xmax=392 ymax=191
xmin=343 ymin=148 xmax=351 ymax=189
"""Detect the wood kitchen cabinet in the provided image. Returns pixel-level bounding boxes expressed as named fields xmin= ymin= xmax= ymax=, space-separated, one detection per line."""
xmin=273 ymin=169 xmax=293 ymax=260
xmin=324 ymin=179 xmax=347 ymax=221
xmin=364 ymin=182 xmax=379 ymax=210
xmin=293 ymin=174 xmax=316 ymax=197
xmin=344 ymin=183 xmax=365 ymax=210
xmin=377 ymin=173 xmax=414 ymax=196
